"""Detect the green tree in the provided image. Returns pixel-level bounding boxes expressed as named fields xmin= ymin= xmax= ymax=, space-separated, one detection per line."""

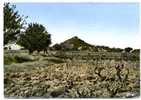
xmin=17 ymin=23 xmax=51 ymax=54
xmin=52 ymin=44 xmax=62 ymax=50
xmin=124 ymin=47 xmax=133 ymax=53
xmin=4 ymin=3 xmax=26 ymax=45
xmin=110 ymin=48 xmax=123 ymax=52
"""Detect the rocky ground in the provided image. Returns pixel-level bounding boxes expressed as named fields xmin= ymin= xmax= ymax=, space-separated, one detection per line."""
xmin=4 ymin=51 xmax=140 ymax=98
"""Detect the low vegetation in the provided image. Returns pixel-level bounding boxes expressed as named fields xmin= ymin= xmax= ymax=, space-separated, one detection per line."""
xmin=4 ymin=50 xmax=140 ymax=98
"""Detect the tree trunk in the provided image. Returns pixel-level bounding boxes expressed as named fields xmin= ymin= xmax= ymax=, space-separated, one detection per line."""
xmin=29 ymin=50 xmax=33 ymax=55
xmin=37 ymin=50 xmax=40 ymax=54
xmin=44 ymin=48 xmax=47 ymax=54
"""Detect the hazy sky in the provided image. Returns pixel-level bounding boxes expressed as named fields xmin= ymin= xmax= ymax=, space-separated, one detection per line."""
xmin=13 ymin=3 xmax=140 ymax=49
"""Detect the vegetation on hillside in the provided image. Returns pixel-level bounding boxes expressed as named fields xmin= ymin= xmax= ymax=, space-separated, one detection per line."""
xmin=51 ymin=36 xmax=138 ymax=54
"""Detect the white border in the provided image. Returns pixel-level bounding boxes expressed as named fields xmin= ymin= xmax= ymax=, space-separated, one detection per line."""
xmin=0 ymin=0 xmax=141 ymax=100
xmin=0 ymin=2 xmax=4 ymax=100
xmin=1 ymin=0 xmax=141 ymax=3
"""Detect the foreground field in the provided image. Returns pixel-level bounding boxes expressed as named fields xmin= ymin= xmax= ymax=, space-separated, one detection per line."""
xmin=4 ymin=51 xmax=140 ymax=98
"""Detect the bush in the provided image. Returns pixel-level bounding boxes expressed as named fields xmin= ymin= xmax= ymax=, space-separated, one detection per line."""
xmin=44 ymin=57 xmax=64 ymax=64
xmin=4 ymin=55 xmax=14 ymax=65
xmin=14 ymin=55 xmax=36 ymax=63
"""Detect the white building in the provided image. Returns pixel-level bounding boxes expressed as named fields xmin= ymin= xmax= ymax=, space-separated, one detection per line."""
xmin=4 ymin=43 xmax=24 ymax=50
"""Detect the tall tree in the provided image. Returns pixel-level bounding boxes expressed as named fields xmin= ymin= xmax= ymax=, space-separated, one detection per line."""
xmin=4 ymin=3 xmax=26 ymax=45
xmin=17 ymin=23 xmax=51 ymax=54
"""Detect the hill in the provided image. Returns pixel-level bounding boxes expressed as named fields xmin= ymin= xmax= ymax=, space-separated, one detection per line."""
xmin=52 ymin=36 xmax=139 ymax=53
xmin=52 ymin=36 xmax=95 ymax=51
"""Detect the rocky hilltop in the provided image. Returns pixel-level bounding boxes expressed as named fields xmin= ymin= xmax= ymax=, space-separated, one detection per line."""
xmin=52 ymin=36 xmax=94 ymax=51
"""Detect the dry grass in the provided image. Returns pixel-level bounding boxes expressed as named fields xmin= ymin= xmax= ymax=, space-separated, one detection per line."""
xmin=4 ymin=54 xmax=140 ymax=98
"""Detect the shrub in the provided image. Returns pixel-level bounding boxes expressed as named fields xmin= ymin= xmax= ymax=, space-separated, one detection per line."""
xmin=4 ymin=55 xmax=14 ymax=65
xmin=14 ymin=55 xmax=36 ymax=63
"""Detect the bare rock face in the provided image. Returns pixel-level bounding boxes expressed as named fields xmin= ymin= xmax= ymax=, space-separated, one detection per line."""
xmin=50 ymin=86 xmax=66 ymax=97
xmin=125 ymin=92 xmax=140 ymax=98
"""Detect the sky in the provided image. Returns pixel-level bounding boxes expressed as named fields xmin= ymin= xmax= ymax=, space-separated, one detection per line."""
xmin=12 ymin=3 xmax=140 ymax=49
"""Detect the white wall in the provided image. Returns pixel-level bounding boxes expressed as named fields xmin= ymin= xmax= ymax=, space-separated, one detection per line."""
xmin=4 ymin=43 xmax=23 ymax=50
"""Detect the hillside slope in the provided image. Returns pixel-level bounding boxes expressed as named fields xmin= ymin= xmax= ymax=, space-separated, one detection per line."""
xmin=53 ymin=36 xmax=94 ymax=50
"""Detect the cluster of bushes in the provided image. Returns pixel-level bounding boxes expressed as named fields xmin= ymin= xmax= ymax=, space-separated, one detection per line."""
xmin=4 ymin=54 xmax=37 ymax=65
